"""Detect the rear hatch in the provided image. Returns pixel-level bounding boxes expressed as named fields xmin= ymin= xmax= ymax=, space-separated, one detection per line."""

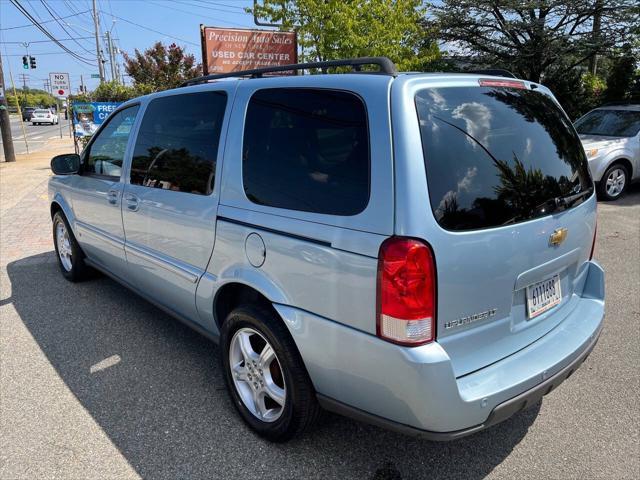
xmin=413 ymin=79 xmax=596 ymax=377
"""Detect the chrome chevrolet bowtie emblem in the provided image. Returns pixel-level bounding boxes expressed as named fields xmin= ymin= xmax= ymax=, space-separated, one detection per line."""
xmin=549 ymin=228 xmax=568 ymax=247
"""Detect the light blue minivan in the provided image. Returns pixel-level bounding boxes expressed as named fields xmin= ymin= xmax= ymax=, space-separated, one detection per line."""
xmin=49 ymin=58 xmax=604 ymax=442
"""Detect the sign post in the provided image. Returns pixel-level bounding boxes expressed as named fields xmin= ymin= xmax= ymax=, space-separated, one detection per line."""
xmin=200 ymin=26 xmax=297 ymax=75
xmin=50 ymin=73 xmax=70 ymax=138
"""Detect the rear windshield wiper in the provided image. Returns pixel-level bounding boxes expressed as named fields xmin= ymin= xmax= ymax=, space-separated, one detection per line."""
xmin=503 ymin=189 xmax=592 ymax=225
xmin=553 ymin=189 xmax=592 ymax=209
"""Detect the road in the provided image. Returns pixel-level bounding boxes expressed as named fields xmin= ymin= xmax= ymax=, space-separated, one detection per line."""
xmin=0 ymin=114 xmax=72 ymax=158
xmin=0 ymin=143 xmax=638 ymax=479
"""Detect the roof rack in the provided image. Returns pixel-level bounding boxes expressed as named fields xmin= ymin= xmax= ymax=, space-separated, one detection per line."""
xmin=180 ymin=56 xmax=398 ymax=87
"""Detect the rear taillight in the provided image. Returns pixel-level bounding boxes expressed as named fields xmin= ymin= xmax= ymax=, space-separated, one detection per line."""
xmin=377 ymin=237 xmax=436 ymax=346
xmin=590 ymin=221 xmax=597 ymax=260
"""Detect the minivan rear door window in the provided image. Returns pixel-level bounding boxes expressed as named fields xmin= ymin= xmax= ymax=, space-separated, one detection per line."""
xmin=415 ymin=86 xmax=593 ymax=231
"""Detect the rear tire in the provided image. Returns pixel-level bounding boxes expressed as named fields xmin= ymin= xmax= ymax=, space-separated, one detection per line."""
xmin=52 ymin=211 xmax=90 ymax=282
xmin=598 ymin=163 xmax=629 ymax=201
xmin=220 ymin=305 xmax=320 ymax=442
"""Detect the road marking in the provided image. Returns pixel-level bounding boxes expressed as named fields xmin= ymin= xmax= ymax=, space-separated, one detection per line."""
xmin=33 ymin=136 xmax=43 ymax=140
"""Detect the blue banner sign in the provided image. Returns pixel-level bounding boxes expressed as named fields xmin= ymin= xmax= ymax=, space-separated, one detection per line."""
xmin=72 ymin=102 xmax=121 ymax=137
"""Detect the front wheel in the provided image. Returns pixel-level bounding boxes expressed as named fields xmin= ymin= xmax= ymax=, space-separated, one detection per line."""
xmin=52 ymin=212 xmax=90 ymax=281
xmin=598 ymin=163 xmax=629 ymax=201
xmin=221 ymin=306 xmax=320 ymax=442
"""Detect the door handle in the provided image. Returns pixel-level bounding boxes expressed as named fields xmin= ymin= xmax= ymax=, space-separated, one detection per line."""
xmin=124 ymin=193 xmax=140 ymax=211
xmin=107 ymin=189 xmax=119 ymax=205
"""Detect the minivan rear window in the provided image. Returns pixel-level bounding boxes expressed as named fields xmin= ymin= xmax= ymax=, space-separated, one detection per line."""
xmin=416 ymin=86 xmax=593 ymax=231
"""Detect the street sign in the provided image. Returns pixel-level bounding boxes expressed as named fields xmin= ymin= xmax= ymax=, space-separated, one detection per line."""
xmin=91 ymin=74 xmax=100 ymax=79
xmin=200 ymin=26 xmax=297 ymax=75
xmin=49 ymin=72 xmax=70 ymax=98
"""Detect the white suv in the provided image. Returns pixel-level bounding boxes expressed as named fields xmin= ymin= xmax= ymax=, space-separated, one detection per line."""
xmin=575 ymin=104 xmax=640 ymax=201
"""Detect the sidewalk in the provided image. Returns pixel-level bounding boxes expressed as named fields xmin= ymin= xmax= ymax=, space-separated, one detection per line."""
xmin=0 ymin=137 xmax=75 ymax=267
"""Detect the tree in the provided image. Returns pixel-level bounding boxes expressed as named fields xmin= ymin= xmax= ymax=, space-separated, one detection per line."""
xmin=5 ymin=88 xmax=57 ymax=109
xmin=433 ymin=0 xmax=639 ymax=83
xmin=604 ymin=45 xmax=638 ymax=101
xmin=123 ymin=42 xmax=201 ymax=91
xmin=249 ymin=0 xmax=440 ymax=71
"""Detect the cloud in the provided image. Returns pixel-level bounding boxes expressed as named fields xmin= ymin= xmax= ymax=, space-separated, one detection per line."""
xmin=457 ymin=166 xmax=477 ymax=192
xmin=452 ymin=101 xmax=492 ymax=149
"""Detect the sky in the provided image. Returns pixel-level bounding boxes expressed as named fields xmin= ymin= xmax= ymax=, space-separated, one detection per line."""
xmin=1 ymin=0 xmax=263 ymax=93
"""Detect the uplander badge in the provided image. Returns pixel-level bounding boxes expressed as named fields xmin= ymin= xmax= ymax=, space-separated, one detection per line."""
xmin=444 ymin=308 xmax=497 ymax=330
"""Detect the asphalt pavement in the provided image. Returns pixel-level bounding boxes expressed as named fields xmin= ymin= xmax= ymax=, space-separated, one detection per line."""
xmin=0 ymin=146 xmax=638 ymax=479
xmin=0 ymin=115 xmax=72 ymax=158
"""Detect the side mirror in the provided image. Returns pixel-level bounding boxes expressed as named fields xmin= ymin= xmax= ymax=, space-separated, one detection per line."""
xmin=51 ymin=153 xmax=80 ymax=175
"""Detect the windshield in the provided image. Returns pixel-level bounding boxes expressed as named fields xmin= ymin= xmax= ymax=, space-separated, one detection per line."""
xmin=34 ymin=109 xmax=50 ymax=114
xmin=575 ymin=109 xmax=640 ymax=137
xmin=416 ymin=86 xmax=593 ymax=231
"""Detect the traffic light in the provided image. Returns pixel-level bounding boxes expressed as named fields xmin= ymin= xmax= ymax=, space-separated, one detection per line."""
xmin=22 ymin=56 xmax=28 ymax=69
xmin=29 ymin=56 xmax=36 ymax=69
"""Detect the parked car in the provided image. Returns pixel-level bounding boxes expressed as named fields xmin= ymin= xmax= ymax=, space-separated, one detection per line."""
xmin=31 ymin=108 xmax=59 ymax=125
xmin=575 ymin=104 xmax=640 ymax=201
xmin=22 ymin=106 xmax=37 ymax=122
xmin=48 ymin=57 xmax=604 ymax=442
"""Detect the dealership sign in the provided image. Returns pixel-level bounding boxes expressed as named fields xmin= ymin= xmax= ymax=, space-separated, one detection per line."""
xmin=200 ymin=26 xmax=297 ymax=75
xmin=49 ymin=72 xmax=70 ymax=98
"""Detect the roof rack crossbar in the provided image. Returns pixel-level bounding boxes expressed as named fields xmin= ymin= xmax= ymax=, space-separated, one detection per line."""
xmin=180 ymin=56 xmax=397 ymax=87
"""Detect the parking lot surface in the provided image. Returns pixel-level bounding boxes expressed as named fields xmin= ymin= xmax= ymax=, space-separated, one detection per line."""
xmin=1 ymin=142 xmax=638 ymax=479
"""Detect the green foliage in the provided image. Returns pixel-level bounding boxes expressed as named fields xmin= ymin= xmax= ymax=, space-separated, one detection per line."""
xmin=604 ymin=47 xmax=638 ymax=101
xmin=583 ymin=73 xmax=607 ymax=97
xmin=5 ymin=88 xmax=57 ymax=109
xmin=123 ymin=42 xmax=201 ymax=91
xmin=250 ymin=0 xmax=440 ymax=71
xmin=92 ymin=81 xmax=139 ymax=102
xmin=434 ymin=0 xmax=639 ymax=83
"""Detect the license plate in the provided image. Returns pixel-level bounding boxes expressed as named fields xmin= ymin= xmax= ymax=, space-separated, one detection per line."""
xmin=526 ymin=274 xmax=562 ymax=319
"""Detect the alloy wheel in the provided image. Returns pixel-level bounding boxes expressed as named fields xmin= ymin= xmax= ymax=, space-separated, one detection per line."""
xmin=229 ymin=327 xmax=286 ymax=422
xmin=605 ymin=168 xmax=626 ymax=197
xmin=56 ymin=221 xmax=73 ymax=271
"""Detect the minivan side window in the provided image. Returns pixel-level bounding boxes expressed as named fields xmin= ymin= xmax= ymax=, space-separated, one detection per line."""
xmin=242 ymin=88 xmax=370 ymax=216
xmin=130 ymin=91 xmax=227 ymax=195
xmin=83 ymin=105 xmax=139 ymax=178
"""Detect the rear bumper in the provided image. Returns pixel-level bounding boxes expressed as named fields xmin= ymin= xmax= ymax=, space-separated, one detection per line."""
xmin=317 ymin=324 xmax=600 ymax=440
xmin=275 ymin=260 xmax=605 ymax=437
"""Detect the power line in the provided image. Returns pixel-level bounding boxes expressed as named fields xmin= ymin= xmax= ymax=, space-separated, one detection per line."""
xmin=194 ymin=1 xmax=246 ymax=11
xmin=9 ymin=0 xmax=96 ymax=66
xmin=0 ymin=9 xmax=92 ymax=30
xmin=176 ymin=0 xmax=248 ymax=15
xmin=147 ymin=0 xmax=249 ymax=28
xmin=3 ymin=51 xmax=97 ymax=56
xmin=99 ymin=10 xmax=201 ymax=47
xmin=1 ymin=37 xmax=98 ymax=44
xmin=39 ymin=0 xmax=96 ymax=56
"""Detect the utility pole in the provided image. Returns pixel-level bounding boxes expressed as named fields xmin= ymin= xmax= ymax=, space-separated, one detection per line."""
xmin=105 ymin=31 xmax=117 ymax=83
xmin=589 ymin=0 xmax=603 ymax=75
xmin=0 ymin=53 xmax=16 ymax=162
xmin=93 ymin=0 xmax=105 ymax=82
xmin=18 ymin=73 xmax=29 ymax=90
xmin=80 ymin=74 xmax=85 ymax=93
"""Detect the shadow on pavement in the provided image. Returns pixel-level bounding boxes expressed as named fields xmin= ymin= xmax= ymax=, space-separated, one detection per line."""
xmin=5 ymin=255 xmax=539 ymax=479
